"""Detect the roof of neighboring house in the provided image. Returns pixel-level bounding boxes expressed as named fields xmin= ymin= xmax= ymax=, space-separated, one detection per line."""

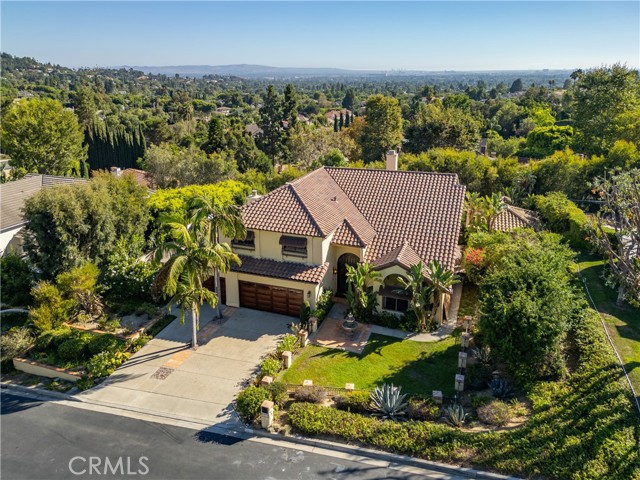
xmin=121 ymin=168 xmax=154 ymax=190
xmin=0 ymin=174 xmax=86 ymax=232
xmin=245 ymin=124 xmax=263 ymax=137
xmin=232 ymin=255 xmax=330 ymax=284
xmin=242 ymin=167 xmax=466 ymax=270
xmin=493 ymin=205 xmax=541 ymax=232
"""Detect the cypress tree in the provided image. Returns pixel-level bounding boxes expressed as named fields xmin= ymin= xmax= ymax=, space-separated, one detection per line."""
xmin=333 ymin=115 xmax=339 ymax=132
xmin=339 ymin=112 xmax=344 ymax=130
xmin=345 ymin=112 xmax=351 ymax=128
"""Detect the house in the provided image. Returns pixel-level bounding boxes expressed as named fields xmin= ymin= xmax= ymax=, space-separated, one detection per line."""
xmin=218 ymin=151 xmax=466 ymax=317
xmin=245 ymin=124 xmax=263 ymax=138
xmin=0 ymin=174 xmax=86 ymax=255
xmin=110 ymin=167 xmax=155 ymax=192
xmin=493 ymin=204 xmax=541 ymax=232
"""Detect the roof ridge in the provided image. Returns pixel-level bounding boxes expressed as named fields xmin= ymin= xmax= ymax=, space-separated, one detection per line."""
xmin=325 ymin=166 xmax=461 ymax=179
xmin=289 ymin=183 xmax=324 ymax=236
xmin=506 ymin=205 xmax=538 ymax=223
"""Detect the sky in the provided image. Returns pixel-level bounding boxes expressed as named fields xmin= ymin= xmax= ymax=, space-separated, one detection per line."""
xmin=1 ymin=1 xmax=638 ymax=71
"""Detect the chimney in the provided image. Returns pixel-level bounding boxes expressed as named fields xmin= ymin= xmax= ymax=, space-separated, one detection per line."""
xmin=386 ymin=150 xmax=398 ymax=171
xmin=246 ymin=189 xmax=263 ymax=205
xmin=110 ymin=166 xmax=122 ymax=177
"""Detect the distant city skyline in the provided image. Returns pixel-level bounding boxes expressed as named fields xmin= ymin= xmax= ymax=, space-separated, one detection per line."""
xmin=1 ymin=1 xmax=638 ymax=71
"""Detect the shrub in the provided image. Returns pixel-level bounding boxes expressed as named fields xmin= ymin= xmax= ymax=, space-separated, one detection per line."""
xmin=466 ymin=363 xmax=494 ymax=390
xmin=236 ymin=386 xmax=270 ymax=420
xmin=335 ymin=390 xmax=371 ymax=413
xmin=0 ymin=253 xmax=33 ymax=306
xmin=129 ymin=334 xmax=151 ymax=353
xmin=311 ymin=289 xmax=334 ymax=322
xmin=369 ymin=384 xmax=408 ymax=421
xmin=260 ymin=357 xmax=281 ymax=378
xmin=56 ymin=262 xmax=100 ymax=298
xmin=276 ymin=334 xmax=298 ymax=356
xmin=0 ymin=327 xmax=34 ymax=364
xmin=370 ymin=310 xmax=402 ymax=329
xmin=471 ymin=395 xmax=492 ymax=409
xmin=86 ymin=351 xmax=130 ymax=378
xmin=267 ymin=381 xmax=289 ymax=407
xmin=406 ymin=397 xmax=440 ymax=421
xmin=101 ymin=237 xmax=158 ymax=303
xmin=477 ymin=400 xmax=512 ymax=426
xmin=29 ymin=281 xmax=74 ymax=332
xmin=145 ymin=314 xmax=176 ymax=337
xmin=87 ymin=334 xmax=123 ymax=356
xmin=534 ymin=192 xmax=589 ymax=249
xmin=294 ymin=385 xmax=327 ymax=404
xmin=443 ymin=403 xmax=467 ymax=428
xmin=58 ymin=338 xmax=88 ymax=362
xmin=0 ymin=311 xmax=29 ymax=331
xmin=299 ymin=300 xmax=311 ymax=327
xmin=33 ymin=327 xmax=72 ymax=352
xmin=76 ymin=375 xmax=94 ymax=391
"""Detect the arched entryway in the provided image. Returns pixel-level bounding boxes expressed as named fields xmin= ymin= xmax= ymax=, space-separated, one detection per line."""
xmin=337 ymin=253 xmax=360 ymax=296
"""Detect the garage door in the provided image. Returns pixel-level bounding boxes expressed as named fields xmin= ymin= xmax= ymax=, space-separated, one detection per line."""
xmin=203 ymin=276 xmax=226 ymax=305
xmin=239 ymin=281 xmax=303 ymax=317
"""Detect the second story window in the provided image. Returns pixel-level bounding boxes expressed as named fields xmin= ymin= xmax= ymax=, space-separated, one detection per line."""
xmin=280 ymin=235 xmax=307 ymax=257
xmin=232 ymin=230 xmax=255 ymax=250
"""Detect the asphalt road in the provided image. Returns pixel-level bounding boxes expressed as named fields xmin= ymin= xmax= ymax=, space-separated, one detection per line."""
xmin=1 ymin=392 xmax=452 ymax=480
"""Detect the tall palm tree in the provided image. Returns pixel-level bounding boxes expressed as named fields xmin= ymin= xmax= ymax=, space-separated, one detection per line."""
xmin=426 ymin=260 xmax=460 ymax=326
xmin=482 ymin=193 xmax=504 ymax=232
xmin=189 ymin=194 xmax=245 ymax=319
xmin=397 ymin=262 xmax=434 ymax=332
xmin=154 ymin=214 xmax=239 ymax=349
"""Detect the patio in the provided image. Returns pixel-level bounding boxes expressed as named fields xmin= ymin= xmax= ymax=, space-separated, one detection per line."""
xmin=312 ymin=303 xmax=372 ymax=354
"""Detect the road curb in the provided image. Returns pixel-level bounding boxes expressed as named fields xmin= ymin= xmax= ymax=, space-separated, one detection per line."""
xmin=2 ymin=382 xmax=518 ymax=479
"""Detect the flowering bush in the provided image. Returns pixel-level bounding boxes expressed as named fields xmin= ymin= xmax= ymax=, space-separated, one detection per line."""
xmin=462 ymin=247 xmax=486 ymax=284
xmin=101 ymin=237 xmax=158 ymax=303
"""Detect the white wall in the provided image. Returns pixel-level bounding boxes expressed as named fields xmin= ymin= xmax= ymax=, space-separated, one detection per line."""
xmin=0 ymin=227 xmax=23 ymax=256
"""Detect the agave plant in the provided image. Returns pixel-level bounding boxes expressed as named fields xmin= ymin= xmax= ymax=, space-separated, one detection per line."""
xmin=369 ymin=384 xmax=407 ymax=421
xmin=472 ymin=345 xmax=492 ymax=366
xmin=444 ymin=403 xmax=467 ymax=428
xmin=489 ymin=377 xmax=514 ymax=399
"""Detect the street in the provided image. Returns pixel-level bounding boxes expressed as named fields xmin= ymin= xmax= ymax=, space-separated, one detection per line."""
xmin=1 ymin=392 xmax=459 ymax=480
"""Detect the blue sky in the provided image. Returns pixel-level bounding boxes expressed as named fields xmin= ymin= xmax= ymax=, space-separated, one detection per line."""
xmin=1 ymin=1 xmax=638 ymax=70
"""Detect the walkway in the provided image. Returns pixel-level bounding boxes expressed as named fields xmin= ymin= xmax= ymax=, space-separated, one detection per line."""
xmin=76 ymin=306 xmax=291 ymax=427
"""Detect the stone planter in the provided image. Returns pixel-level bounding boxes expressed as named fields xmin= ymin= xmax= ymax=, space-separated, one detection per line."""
xmin=12 ymin=357 xmax=83 ymax=383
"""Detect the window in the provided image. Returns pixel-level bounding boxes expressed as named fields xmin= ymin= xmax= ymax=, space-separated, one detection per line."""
xmin=232 ymin=230 xmax=255 ymax=250
xmin=280 ymin=235 xmax=307 ymax=257
xmin=380 ymin=274 xmax=410 ymax=312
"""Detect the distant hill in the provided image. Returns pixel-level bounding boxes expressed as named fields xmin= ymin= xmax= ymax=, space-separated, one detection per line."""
xmin=122 ymin=64 xmax=383 ymax=78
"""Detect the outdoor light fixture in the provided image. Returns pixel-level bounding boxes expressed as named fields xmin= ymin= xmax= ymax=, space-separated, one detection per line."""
xmin=333 ymin=267 xmax=338 ymax=275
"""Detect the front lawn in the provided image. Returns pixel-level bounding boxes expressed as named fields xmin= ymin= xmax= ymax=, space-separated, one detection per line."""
xmin=280 ymin=333 xmax=460 ymax=396
xmin=576 ymin=253 xmax=640 ymax=393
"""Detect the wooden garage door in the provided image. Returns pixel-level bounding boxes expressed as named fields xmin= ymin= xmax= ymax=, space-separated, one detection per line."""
xmin=239 ymin=281 xmax=303 ymax=317
xmin=203 ymin=276 xmax=226 ymax=305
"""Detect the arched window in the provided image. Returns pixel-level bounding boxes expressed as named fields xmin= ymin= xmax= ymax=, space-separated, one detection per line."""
xmin=380 ymin=274 xmax=409 ymax=312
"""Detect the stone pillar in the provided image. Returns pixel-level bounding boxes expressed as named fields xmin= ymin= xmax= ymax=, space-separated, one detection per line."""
xmin=260 ymin=400 xmax=274 ymax=429
xmin=302 ymin=379 xmax=313 ymax=387
xmin=458 ymin=352 xmax=468 ymax=369
xmin=455 ymin=374 xmax=465 ymax=393
xmin=308 ymin=317 xmax=318 ymax=333
xmin=298 ymin=330 xmax=308 ymax=347
xmin=432 ymin=390 xmax=443 ymax=405
xmin=345 ymin=383 xmax=355 ymax=392
xmin=461 ymin=332 xmax=470 ymax=349
xmin=260 ymin=376 xmax=274 ymax=387
xmin=282 ymin=351 xmax=293 ymax=369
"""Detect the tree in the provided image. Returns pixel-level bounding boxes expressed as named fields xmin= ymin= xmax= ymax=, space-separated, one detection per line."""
xmin=22 ymin=173 xmax=149 ymax=278
xmin=342 ymin=89 xmax=355 ymax=110
xmin=591 ymin=169 xmax=640 ymax=306
xmin=425 ymin=260 xmax=459 ymax=326
xmin=398 ymin=263 xmax=433 ymax=332
xmin=257 ymin=85 xmax=285 ymax=164
xmin=521 ymin=125 xmax=574 ymax=159
xmin=73 ymin=87 xmax=98 ymax=128
xmin=189 ymin=194 xmax=245 ymax=319
xmin=571 ymin=64 xmax=640 ymax=154
xmin=345 ymin=262 xmax=381 ymax=322
xmin=1 ymin=98 xmax=88 ymax=177
xmin=0 ymin=253 xmax=33 ymax=306
xmin=476 ymin=230 xmax=577 ymax=381
xmin=509 ymin=78 xmax=523 ymax=93
xmin=153 ymin=215 xmax=238 ymax=349
xmin=204 ymin=116 xmax=225 ymax=154
xmin=359 ymin=95 xmax=403 ymax=163
xmin=405 ymin=102 xmax=481 ymax=153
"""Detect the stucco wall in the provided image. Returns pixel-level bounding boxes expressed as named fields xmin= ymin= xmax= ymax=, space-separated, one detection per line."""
xmin=13 ymin=358 xmax=82 ymax=382
xmin=0 ymin=226 xmax=23 ymax=256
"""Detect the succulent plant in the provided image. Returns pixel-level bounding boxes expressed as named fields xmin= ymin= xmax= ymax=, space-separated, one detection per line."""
xmin=472 ymin=345 xmax=492 ymax=365
xmin=489 ymin=377 xmax=514 ymax=399
xmin=369 ymin=383 xmax=407 ymax=421
xmin=444 ymin=403 xmax=467 ymax=427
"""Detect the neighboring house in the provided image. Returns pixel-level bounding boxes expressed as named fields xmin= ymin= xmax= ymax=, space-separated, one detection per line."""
xmin=219 ymin=151 xmax=466 ymax=317
xmin=245 ymin=124 xmax=263 ymax=138
xmin=0 ymin=174 xmax=86 ymax=255
xmin=493 ymin=204 xmax=541 ymax=232
xmin=324 ymin=109 xmax=352 ymax=123
xmin=110 ymin=167 xmax=155 ymax=192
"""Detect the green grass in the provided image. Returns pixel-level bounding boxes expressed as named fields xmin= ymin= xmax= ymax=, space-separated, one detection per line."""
xmin=280 ymin=333 xmax=460 ymax=396
xmin=145 ymin=314 xmax=177 ymax=338
xmin=576 ymin=253 xmax=640 ymax=394
xmin=458 ymin=283 xmax=479 ymax=318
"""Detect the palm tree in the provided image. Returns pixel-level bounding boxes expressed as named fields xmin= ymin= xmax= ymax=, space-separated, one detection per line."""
xmin=345 ymin=262 xmax=381 ymax=322
xmin=189 ymin=194 xmax=245 ymax=319
xmin=464 ymin=191 xmax=482 ymax=229
xmin=397 ymin=262 xmax=434 ymax=332
xmin=426 ymin=260 xmax=460 ymax=326
xmin=482 ymin=193 xmax=504 ymax=232
xmin=154 ymin=214 xmax=239 ymax=349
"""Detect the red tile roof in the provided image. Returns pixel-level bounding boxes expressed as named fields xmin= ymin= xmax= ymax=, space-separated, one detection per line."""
xmin=243 ymin=167 xmax=465 ymax=269
xmin=233 ymin=255 xmax=329 ymax=284
xmin=493 ymin=206 xmax=541 ymax=232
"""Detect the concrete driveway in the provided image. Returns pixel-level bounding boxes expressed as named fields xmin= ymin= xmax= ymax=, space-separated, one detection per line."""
xmin=76 ymin=306 xmax=291 ymax=427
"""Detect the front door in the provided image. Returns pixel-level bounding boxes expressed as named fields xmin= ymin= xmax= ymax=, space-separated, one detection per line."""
xmin=337 ymin=253 xmax=359 ymax=297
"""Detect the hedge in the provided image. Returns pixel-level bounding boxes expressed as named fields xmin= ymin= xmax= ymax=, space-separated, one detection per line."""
xmin=534 ymin=192 xmax=589 ymax=249
xmin=288 ymin=308 xmax=640 ymax=479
